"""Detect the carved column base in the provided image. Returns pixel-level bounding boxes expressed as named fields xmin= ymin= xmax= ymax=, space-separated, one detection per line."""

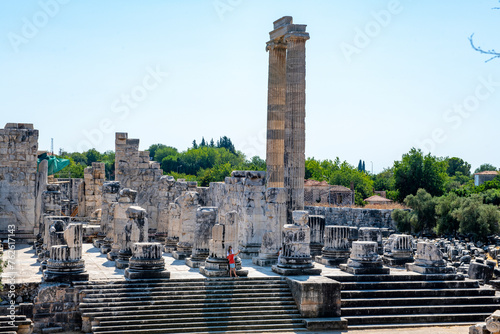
xmin=43 ymin=259 xmax=89 ymax=282
xmin=186 ymin=249 xmax=209 ymax=268
xmin=238 ymin=243 xmax=261 ymax=259
xmin=406 ymin=262 xmax=456 ymax=274
xmin=315 ymin=249 xmax=350 ymax=266
xmin=200 ymin=257 xmax=248 ymax=277
xmin=252 ymin=255 xmax=278 ymax=267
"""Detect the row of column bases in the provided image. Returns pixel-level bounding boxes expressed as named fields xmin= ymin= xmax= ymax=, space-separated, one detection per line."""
xmin=42 ymin=206 xmax=455 ymax=283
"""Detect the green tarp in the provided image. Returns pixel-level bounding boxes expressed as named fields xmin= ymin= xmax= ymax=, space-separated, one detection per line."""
xmin=37 ymin=153 xmax=70 ymax=175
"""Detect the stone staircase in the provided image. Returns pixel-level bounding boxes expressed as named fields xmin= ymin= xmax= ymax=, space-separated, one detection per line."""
xmin=327 ymin=273 xmax=500 ymax=330
xmin=76 ymin=277 xmax=307 ymax=333
xmin=0 ymin=315 xmax=33 ymax=334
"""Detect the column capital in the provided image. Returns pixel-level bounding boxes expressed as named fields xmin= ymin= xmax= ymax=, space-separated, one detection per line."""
xmin=284 ymin=32 xmax=310 ymax=43
xmin=266 ymin=40 xmax=287 ymax=52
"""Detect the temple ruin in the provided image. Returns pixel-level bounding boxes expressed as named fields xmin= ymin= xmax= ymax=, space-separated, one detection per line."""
xmin=1 ymin=16 xmax=500 ymax=334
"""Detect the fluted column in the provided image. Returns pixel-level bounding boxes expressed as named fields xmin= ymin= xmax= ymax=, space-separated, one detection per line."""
xmin=284 ymin=31 xmax=309 ymax=224
xmin=266 ymin=40 xmax=287 ymax=188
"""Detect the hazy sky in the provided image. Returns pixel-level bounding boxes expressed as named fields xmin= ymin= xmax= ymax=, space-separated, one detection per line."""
xmin=1 ymin=0 xmax=499 ymax=173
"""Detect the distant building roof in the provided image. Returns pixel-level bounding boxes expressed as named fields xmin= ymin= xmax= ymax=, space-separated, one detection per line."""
xmin=474 ymin=171 xmax=499 ymax=176
xmin=364 ymin=195 xmax=393 ymax=203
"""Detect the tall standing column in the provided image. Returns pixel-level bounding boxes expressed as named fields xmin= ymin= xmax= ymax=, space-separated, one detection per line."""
xmin=284 ymin=30 xmax=309 ymax=224
xmin=266 ymin=41 xmax=287 ymax=188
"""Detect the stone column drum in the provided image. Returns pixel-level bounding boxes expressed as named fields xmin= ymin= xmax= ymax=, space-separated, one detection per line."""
xmin=186 ymin=207 xmax=218 ymax=268
xmin=383 ymin=234 xmax=414 ymax=266
xmin=253 ymin=187 xmax=287 ymax=266
xmin=116 ymin=206 xmax=149 ymax=269
xmin=125 ymin=242 xmax=170 ymax=279
xmin=358 ymin=227 xmax=383 ymax=254
xmin=406 ymin=242 xmax=456 ymax=274
xmin=272 ymin=210 xmax=321 ymax=275
xmin=340 ymin=241 xmax=389 ymax=275
xmin=283 ymin=27 xmax=309 ymax=225
xmin=315 ymin=225 xmax=351 ymax=266
xmin=265 ymin=39 xmax=287 ymax=188
xmin=172 ymin=191 xmax=200 ymax=260
xmin=107 ymin=188 xmax=137 ymax=261
xmin=308 ymin=215 xmax=325 ymax=256
xmin=200 ymin=211 xmax=248 ymax=277
xmin=44 ymin=223 xmax=89 ymax=282
xmin=98 ymin=181 xmax=120 ymax=252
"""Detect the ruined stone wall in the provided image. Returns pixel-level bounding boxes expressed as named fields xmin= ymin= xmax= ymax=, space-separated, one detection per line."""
xmin=55 ymin=178 xmax=83 ymax=216
xmin=207 ymin=171 xmax=274 ymax=258
xmin=78 ymin=162 xmax=105 ymax=217
xmin=0 ymin=123 xmax=38 ymax=239
xmin=305 ymin=206 xmax=396 ymax=229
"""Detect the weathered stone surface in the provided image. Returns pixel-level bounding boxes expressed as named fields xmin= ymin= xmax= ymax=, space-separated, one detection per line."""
xmin=253 ymin=187 xmax=287 ymax=266
xmin=43 ymin=223 xmax=88 ymax=282
xmin=406 ymin=242 xmax=456 ymax=274
xmin=383 ymin=234 xmax=414 ymax=266
xmin=308 ymin=215 xmax=325 ymax=257
xmin=107 ymin=188 xmax=137 ymax=261
xmin=125 ymin=242 xmax=170 ymax=279
xmin=171 ymin=191 xmax=200 ymax=260
xmin=186 ymin=207 xmax=217 ymax=268
xmin=200 ymin=210 xmax=248 ymax=277
xmin=286 ymin=276 xmax=341 ymax=317
xmin=306 ymin=206 xmax=397 ymax=229
xmin=358 ymin=227 xmax=383 ymax=254
xmin=116 ymin=205 xmax=149 ymax=269
xmin=486 ymin=310 xmax=500 ymax=333
xmin=316 ymin=225 xmax=350 ymax=266
xmin=469 ymin=261 xmax=493 ymax=283
xmin=78 ymin=162 xmax=105 ymax=218
xmin=0 ymin=123 xmax=38 ymax=240
xmin=340 ymin=241 xmax=389 ymax=275
xmin=272 ymin=210 xmax=321 ymax=275
xmin=98 ymin=181 xmax=121 ymax=252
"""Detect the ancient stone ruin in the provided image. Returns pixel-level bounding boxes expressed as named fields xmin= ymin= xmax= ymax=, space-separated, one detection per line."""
xmin=3 ymin=15 xmax=500 ymax=334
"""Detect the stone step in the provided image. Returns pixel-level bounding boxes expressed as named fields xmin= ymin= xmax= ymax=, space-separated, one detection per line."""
xmin=95 ymin=314 xmax=302 ymax=326
xmin=92 ymin=319 xmax=306 ymax=333
xmin=83 ymin=304 xmax=300 ymax=318
xmin=342 ymin=295 xmax=500 ymax=307
xmin=80 ymin=300 xmax=298 ymax=313
xmin=74 ymin=277 xmax=284 ymax=289
xmin=0 ymin=315 xmax=26 ymax=321
xmin=347 ymin=321 xmax=481 ymax=330
xmin=80 ymin=285 xmax=289 ymax=296
xmin=340 ymin=280 xmax=479 ymax=290
xmin=342 ymin=304 xmax=499 ymax=316
xmin=82 ymin=291 xmax=293 ymax=303
xmin=0 ymin=326 xmax=18 ymax=333
xmin=80 ymin=296 xmax=295 ymax=309
xmin=341 ymin=288 xmax=495 ymax=299
xmin=92 ymin=308 xmax=301 ymax=321
xmin=327 ymin=274 xmax=464 ymax=282
xmin=343 ymin=312 xmax=491 ymax=325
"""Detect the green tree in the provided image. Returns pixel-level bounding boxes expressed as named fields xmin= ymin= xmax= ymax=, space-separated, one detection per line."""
xmin=192 ymin=140 xmax=198 ymax=149
xmin=241 ymin=156 xmax=266 ymax=171
xmin=85 ymin=148 xmax=102 ymax=164
xmin=452 ymin=194 xmax=500 ymax=240
xmin=197 ymin=162 xmax=234 ymax=186
xmin=154 ymin=146 xmax=178 ymax=163
xmin=161 ymin=155 xmax=179 ymax=173
xmin=209 ymin=138 xmax=215 ymax=147
xmin=373 ymin=168 xmax=395 ymax=192
xmin=393 ymin=148 xmax=447 ymax=202
xmin=403 ymin=188 xmax=437 ymax=234
xmin=474 ymin=163 xmax=497 ymax=174
xmin=435 ymin=192 xmax=463 ymax=235
xmin=147 ymin=144 xmax=168 ymax=160
xmin=200 ymin=137 xmax=206 ymax=147
xmin=391 ymin=209 xmax=414 ymax=233
xmin=445 ymin=157 xmax=471 ymax=177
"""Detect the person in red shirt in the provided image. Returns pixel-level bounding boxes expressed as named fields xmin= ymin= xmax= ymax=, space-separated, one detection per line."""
xmin=227 ymin=246 xmax=240 ymax=278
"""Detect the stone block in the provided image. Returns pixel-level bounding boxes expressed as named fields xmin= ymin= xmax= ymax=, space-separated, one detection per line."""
xmin=286 ymin=276 xmax=341 ymax=318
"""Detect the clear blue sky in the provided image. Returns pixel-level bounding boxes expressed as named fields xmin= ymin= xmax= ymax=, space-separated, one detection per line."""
xmin=1 ymin=0 xmax=499 ymax=173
